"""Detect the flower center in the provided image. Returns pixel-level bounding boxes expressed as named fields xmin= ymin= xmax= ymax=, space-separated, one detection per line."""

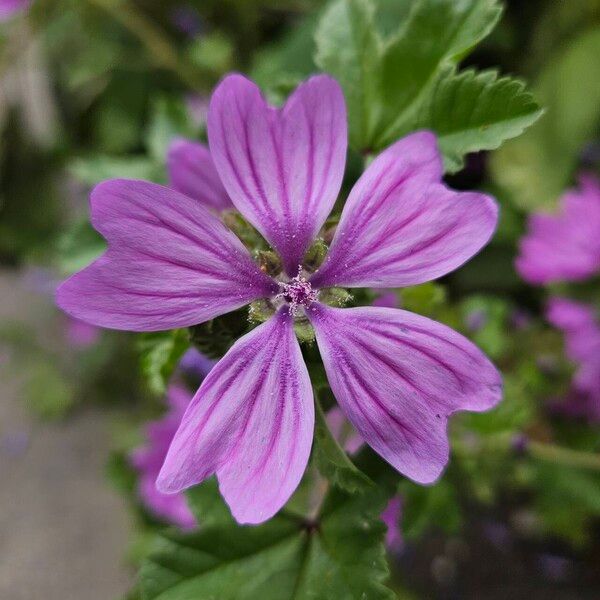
xmin=277 ymin=269 xmax=318 ymax=316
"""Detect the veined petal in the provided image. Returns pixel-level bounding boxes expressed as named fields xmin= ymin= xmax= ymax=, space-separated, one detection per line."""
xmin=307 ymin=304 xmax=502 ymax=484
xmin=311 ymin=132 xmax=497 ymax=289
xmin=157 ymin=309 xmax=314 ymax=525
xmin=208 ymin=74 xmax=347 ymax=274
xmin=167 ymin=138 xmax=232 ymax=212
xmin=56 ymin=179 xmax=277 ymax=331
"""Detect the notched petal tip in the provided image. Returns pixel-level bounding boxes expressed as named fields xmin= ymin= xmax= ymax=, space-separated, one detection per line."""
xmin=308 ymin=304 xmax=502 ymax=485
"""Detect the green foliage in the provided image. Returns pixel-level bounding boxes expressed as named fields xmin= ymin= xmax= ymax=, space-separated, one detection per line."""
xmin=526 ymin=463 xmax=600 ymax=546
xmin=145 ymin=96 xmax=198 ymax=164
xmin=140 ymin=484 xmax=394 ymax=600
xmin=138 ymin=329 xmax=190 ymax=395
xmin=412 ymin=68 xmax=544 ymax=172
xmin=313 ymin=397 xmax=373 ymax=494
xmin=491 ymin=27 xmax=600 ymax=210
xmin=56 ymin=219 xmax=106 ymax=275
xmin=70 ymin=155 xmax=161 ymax=186
xmin=399 ymin=478 xmax=462 ymax=540
xmin=315 ymin=0 xmax=540 ymax=170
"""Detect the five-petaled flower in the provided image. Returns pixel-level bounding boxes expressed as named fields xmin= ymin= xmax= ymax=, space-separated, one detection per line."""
xmin=57 ymin=74 xmax=502 ymax=524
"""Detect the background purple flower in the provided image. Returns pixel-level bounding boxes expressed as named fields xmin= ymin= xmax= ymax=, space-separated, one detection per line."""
xmin=65 ymin=316 xmax=100 ymax=349
xmin=517 ymin=174 xmax=600 ymax=284
xmin=381 ymin=496 xmax=404 ymax=552
xmin=547 ymin=298 xmax=600 ymax=422
xmin=129 ymin=385 xmax=197 ymax=530
xmin=57 ymin=74 xmax=501 ymax=525
xmin=0 ymin=0 xmax=30 ymax=21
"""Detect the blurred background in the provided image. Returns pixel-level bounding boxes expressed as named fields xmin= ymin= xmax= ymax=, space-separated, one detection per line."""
xmin=1 ymin=1 xmax=599 ymax=599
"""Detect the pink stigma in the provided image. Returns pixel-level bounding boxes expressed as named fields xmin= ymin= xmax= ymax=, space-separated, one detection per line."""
xmin=277 ymin=268 xmax=318 ymax=316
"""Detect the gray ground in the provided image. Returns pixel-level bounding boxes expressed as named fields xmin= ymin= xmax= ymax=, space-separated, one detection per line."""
xmin=0 ymin=271 xmax=132 ymax=600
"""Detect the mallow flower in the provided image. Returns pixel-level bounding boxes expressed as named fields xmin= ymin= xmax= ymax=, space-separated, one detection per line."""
xmin=57 ymin=74 xmax=502 ymax=524
xmin=517 ymin=174 xmax=600 ymax=284
xmin=130 ymin=385 xmax=197 ymax=530
xmin=0 ymin=0 xmax=30 ymax=21
xmin=546 ymin=298 xmax=600 ymax=422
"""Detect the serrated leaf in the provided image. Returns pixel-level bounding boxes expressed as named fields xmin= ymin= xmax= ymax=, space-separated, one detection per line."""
xmin=313 ymin=396 xmax=373 ymax=493
xmin=411 ymin=68 xmax=543 ymax=172
xmin=376 ymin=0 xmax=503 ymax=146
xmin=315 ymin=0 xmax=505 ymax=155
xmin=138 ymin=330 xmax=190 ymax=395
xmin=140 ymin=487 xmax=395 ymax=600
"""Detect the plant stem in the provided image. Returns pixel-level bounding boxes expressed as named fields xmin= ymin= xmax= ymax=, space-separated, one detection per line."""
xmin=528 ymin=441 xmax=600 ymax=471
xmin=85 ymin=0 xmax=206 ymax=90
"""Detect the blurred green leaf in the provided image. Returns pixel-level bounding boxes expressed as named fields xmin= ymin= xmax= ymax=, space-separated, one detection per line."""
xmin=70 ymin=155 xmax=161 ymax=186
xmin=146 ymin=96 xmax=197 ymax=164
xmin=140 ymin=487 xmax=394 ymax=599
xmin=491 ymin=27 xmax=600 ymax=210
xmin=56 ymin=219 xmax=106 ymax=275
xmin=138 ymin=329 xmax=190 ymax=395
xmin=399 ymin=477 xmax=462 ymax=540
xmin=313 ymin=397 xmax=373 ymax=493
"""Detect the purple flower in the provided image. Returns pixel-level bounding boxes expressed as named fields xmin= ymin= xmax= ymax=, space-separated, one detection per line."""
xmin=170 ymin=5 xmax=202 ymax=37
xmin=179 ymin=347 xmax=216 ymax=378
xmin=65 ymin=316 xmax=101 ymax=348
xmin=547 ymin=298 xmax=600 ymax=422
xmin=516 ymin=174 xmax=600 ymax=284
xmin=381 ymin=496 xmax=404 ymax=552
xmin=57 ymin=74 xmax=501 ymax=524
xmin=0 ymin=0 xmax=30 ymax=21
xmin=130 ymin=385 xmax=197 ymax=530
xmin=167 ymin=137 xmax=233 ymax=213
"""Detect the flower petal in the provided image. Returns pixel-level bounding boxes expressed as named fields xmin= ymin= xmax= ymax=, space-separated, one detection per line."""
xmin=311 ymin=132 xmax=498 ymax=289
xmin=167 ymin=138 xmax=232 ymax=212
xmin=56 ymin=179 xmax=277 ymax=331
xmin=208 ymin=74 xmax=347 ymax=274
xmin=516 ymin=174 xmax=600 ymax=284
xmin=307 ymin=304 xmax=502 ymax=483
xmin=157 ymin=309 xmax=314 ymax=524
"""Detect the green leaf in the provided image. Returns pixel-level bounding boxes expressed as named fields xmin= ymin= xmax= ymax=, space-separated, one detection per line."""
xmin=399 ymin=478 xmax=462 ymax=541
xmin=491 ymin=27 xmax=600 ymax=210
xmin=185 ymin=478 xmax=234 ymax=528
xmin=138 ymin=330 xmax=190 ymax=395
xmin=313 ymin=396 xmax=373 ymax=493
xmin=56 ymin=219 xmax=106 ymax=276
xmin=140 ymin=487 xmax=395 ymax=600
xmin=376 ymin=0 xmax=503 ymax=147
xmin=410 ymin=68 xmax=543 ymax=172
xmin=146 ymin=96 xmax=198 ymax=164
xmin=314 ymin=0 xmax=382 ymax=149
xmin=70 ymin=155 xmax=161 ymax=186
xmin=315 ymin=0 xmax=505 ymax=154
